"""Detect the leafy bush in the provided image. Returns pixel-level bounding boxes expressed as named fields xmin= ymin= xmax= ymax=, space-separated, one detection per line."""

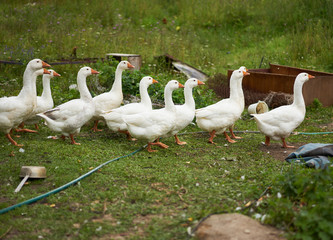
xmin=309 ymin=98 xmax=323 ymax=109
xmin=257 ymin=167 xmax=333 ymax=239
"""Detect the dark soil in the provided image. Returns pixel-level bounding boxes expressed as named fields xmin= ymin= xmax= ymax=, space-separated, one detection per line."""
xmin=259 ymin=142 xmax=305 ymax=162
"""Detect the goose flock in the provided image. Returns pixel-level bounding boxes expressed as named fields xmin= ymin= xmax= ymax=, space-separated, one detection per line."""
xmin=0 ymin=59 xmax=314 ymax=152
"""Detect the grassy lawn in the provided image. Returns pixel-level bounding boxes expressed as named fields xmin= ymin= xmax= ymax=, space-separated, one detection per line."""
xmin=0 ymin=105 xmax=332 ymax=239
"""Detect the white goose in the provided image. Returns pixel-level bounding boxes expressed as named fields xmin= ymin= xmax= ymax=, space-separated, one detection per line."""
xmin=0 ymin=59 xmax=50 ymax=146
xmin=168 ymin=78 xmax=205 ymax=145
xmin=92 ymin=60 xmax=135 ymax=131
xmin=195 ymin=69 xmax=249 ymax=144
xmin=228 ymin=66 xmax=248 ymax=139
xmin=25 ymin=69 xmax=61 ymax=130
xmin=101 ymin=76 xmax=158 ymax=140
xmin=37 ymin=67 xmax=99 ymax=145
xmin=251 ymin=72 xmax=315 ymax=148
xmin=123 ymin=80 xmax=184 ymax=152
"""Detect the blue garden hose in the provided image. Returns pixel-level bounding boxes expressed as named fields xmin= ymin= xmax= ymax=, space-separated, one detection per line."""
xmin=0 ymin=145 xmax=146 ymax=215
xmin=296 ymin=132 xmax=333 ymax=135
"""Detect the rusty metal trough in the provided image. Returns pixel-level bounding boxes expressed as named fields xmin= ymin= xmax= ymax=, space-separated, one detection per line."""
xmin=228 ymin=63 xmax=333 ymax=106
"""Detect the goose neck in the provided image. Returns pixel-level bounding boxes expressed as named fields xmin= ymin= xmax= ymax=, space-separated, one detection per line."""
xmin=77 ymin=74 xmax=92 ymax=101
xmin=139 ymin=84 xmax=151 ymax=107
xmin=110 ymin=66 xmax=123 ymax=93
xmin=18 ymin=67 xmax=35 ymax=98
xmin=292 ymin=80 xmax=305 ymax=111
xmin=229 ymin=77 xmax=239 ymax=99
xmin=237 ymin=80 xmax=245 ymax=108
xmin=184 ymin=86 xmax=195 ymax=109
xmin=41 ymin=76 xmax=52 ymax=100
xmin=164 ymin=88 xmax=175 ymax=111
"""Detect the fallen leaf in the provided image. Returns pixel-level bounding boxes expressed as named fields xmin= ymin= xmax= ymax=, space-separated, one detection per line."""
xmin=73 ymin=223 xmax=80 ymax=228
xmin=245 ymin=201 xmax=252 ymax=207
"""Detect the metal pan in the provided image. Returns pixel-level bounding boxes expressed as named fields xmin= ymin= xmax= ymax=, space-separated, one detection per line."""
xmin=14 ymin=166 xmax=47 ymax=193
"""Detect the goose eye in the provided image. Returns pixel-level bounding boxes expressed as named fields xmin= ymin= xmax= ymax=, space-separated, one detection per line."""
xmin=37 ymin=60 xmax=40 ymax=63
xmin=86 ymin=68 xmax=89 ymax=70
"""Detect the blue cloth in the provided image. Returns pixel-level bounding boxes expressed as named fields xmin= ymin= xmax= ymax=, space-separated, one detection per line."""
xmin=285 ymin=143 xmax=333 ymax=169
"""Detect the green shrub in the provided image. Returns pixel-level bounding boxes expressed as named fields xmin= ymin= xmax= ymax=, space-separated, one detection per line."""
xmin=258 ymin=167 xmax=333 ymax=239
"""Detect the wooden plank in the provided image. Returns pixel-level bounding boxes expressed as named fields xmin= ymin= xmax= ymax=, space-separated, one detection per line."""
xmin=106 ymin=53 xmax=142 ymax=70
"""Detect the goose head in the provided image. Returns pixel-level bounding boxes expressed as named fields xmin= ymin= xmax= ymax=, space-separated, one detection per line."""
xmin=47 ymin=69 xmax=61 ymax=78
xmin=118 ymin=60 xmax=135 ymax=70
xmin=141 ymin=76 xmax=158 ymax=86
xmin=296 ymin=72 xmax=315 ymax=83
xmin=27 ymin=59 xmax=51 ymax=71
xmin=34 ymin=68 xmax=51 ymax=76
xmin=167 ymin=80 xmax=184 ymax=91
xmin=78 ymin=66 xmax=99 ymax=77
xmin=185 ymin=78 xmax=205 ymax=88
xmin=238 ymin=66 xmax=250 ymax=76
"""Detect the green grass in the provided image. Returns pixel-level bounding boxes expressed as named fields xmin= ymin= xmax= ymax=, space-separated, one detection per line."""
xmin=0 ymin=0 xmax=333 ymax=75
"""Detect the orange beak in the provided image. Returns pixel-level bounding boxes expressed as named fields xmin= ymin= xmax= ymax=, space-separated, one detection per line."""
xmin=43 ymin=69 xmax=51 ymax=74
xmin=53 ymin=71 xmax=61 ymax=77
xmin=243 ymin=71 xmax=250 ymax=76
xmin=178 ymin=83 xmax=184 ymax=88
xmin=42 ymin=61 xmax=51 ymax=68
xmin=127 ymin=62 xmax=135 ymax=69
xmin=308 ymin=74 xmax=315 ymax=79
xmin=91 ymin=69 xmax=99 ymax=74
xmin=197 ymin=80 xmax=205 ymax=85
xmin=152 ymin=78 xmax=158 ymax=84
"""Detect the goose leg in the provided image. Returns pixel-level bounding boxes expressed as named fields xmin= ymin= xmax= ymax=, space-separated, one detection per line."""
xmin=153 ymin=138 xmax=169 ymax=149
xmin=282 ymin=138 xmax=295 ymax=148
xmin=118 ymin=130 xmax=136 ymax=141
xmin=224 ymin=132 xmax=236 ymax=143
xmin=229 ymin=127 xmax=242 ymax=139
xmin=34 ymin=124 xmax=39 ymax=130
xmin=264 ymin=136 xmax=270 ymax=146
xmin=6 ymin=133 xmax=23 ymax=147
xmin=147 ymin=143 xmax=158 ymax=152
xmin=208 ymin=130 xmax=216 ymax=144
xmin=10 ymin=129 xmax=20 ymax=138
xmin=15 ymin=122 xmax=38 ymax=133
xmin=70 ymin=134 xmax=81 ymax=145
xmin=92 ymin=120 xmax=103 ymax=132
xmin=174 ymin=134 xmax=186 ymax=145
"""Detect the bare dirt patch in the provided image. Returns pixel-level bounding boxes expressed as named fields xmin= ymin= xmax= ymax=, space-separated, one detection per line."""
xmin=259 ymin=142 xmax=305 ymax=162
